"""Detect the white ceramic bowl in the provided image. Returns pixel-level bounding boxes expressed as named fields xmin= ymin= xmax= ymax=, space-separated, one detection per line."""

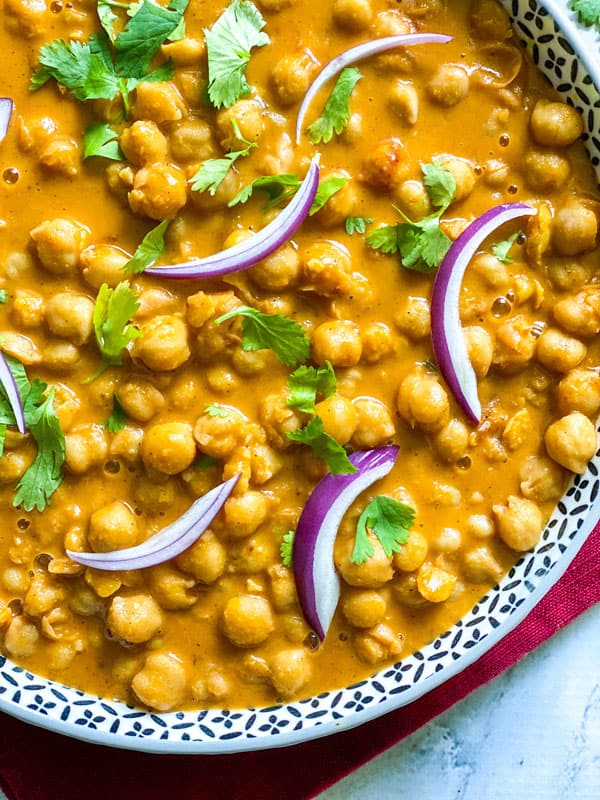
xmin=1 ymin=0 xmax=599 ymax=753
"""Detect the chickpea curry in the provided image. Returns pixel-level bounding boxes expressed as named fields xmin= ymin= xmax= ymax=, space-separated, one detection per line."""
xmin=0 ymin=0 xmax=599 ymax=713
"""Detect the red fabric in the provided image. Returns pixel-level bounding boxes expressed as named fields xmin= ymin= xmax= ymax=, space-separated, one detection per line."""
xmin=1 ymin=522 xmax=599 ymax=800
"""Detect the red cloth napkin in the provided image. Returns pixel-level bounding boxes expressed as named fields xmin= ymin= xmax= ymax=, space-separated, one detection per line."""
xmin=1 ymin=522 xmax=599 ymax=800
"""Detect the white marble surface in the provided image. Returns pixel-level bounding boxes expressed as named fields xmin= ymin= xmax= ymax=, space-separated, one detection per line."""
xmin=317 ymin=604 xmax=600 ymax=800
xmin=0 ymin=606 xmax=597 ymax=799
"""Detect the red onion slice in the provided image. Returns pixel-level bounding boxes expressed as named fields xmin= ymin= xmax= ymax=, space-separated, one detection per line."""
xmin=0 ymin=98 xmax=13 ymax=143
xmin=67 ymin=474 xmax=239 ymax=571
xmin=145 ymin=158 xmax=320 ymax=279
xmin=0 ymin=352 xmax=26 ymax=434
xmin=293 ymin=446 xmax=399 ymax=641
xmin=431 ymin=203 xmax=536 ymax=424
xmin=295 ymin=34 xmax=452 ymax=143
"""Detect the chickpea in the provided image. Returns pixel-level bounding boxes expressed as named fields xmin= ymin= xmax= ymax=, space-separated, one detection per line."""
xmin=268 ymin=564 xmax=297 ymax=611
xmin=80 ymin=245 xmax=130 ymax=289
xmin=11 ymin=290 xmax=45 ymax=329
xmin=224 ymin=491 xmax=269 ymax=538
xmin=107 ymin=594 xmax=162 ymax=644
xmin=351 ymin=396 xmax=395 ymax=448
xmin=169 ymin=119 xmax=217 ymax=163
xmin=435 ymin=155 xmax=476 ymax=202
xmin=120 ymin=120 xmax=168 ymax=166
xmin=314 ymin=394 xmax=358 ymax=445
xmin=427 ymin=64 xmax=469 ymax=106
xmin=133 ymin=81 xmax=187 ymax=123
xmin=493 ymin=315 xmax=538 ymax=372
xmin=389 ymin=80 xmax=419 ymax=126
xmin=45 ymin=292 xmax=94 ymax=346
xmin=30 ymin=218 xmax=89 ymax=276
xmin=552 ymin=203 xmax=598 ymax=256
xmin=110 ymin=426 xmax=144 ymax=463
xmin=301 ymin=239 xmax=353 ymax=297
xmin=544 ymin=412 xmax=597 ymax=474
xmin=23 ymin=574 xmax=64 ymax=617
xmin=353 ymin=623 xmax=403 ymax=664
xmin=530 ymin=100 xmax=584 ymax=148
xmin=397 ymin=371 xmax=450 ymax=433
xmin=88 ymin=502 xmax=139 ymax=553
xmin=361 ymin=138 xmax=410 ymax=191
xmin=470 ymin=0 xmax=512 ymax=38
xmin=393 ymin=180 xmax=432 ymax=220
xmin=0 ymin=448 xmax=34 ymax=484
xmin=270 ymin=649 xmax=311 ymax=697
xmin=464 ymin=325 xmax=494 ymax=378
xmin=131 ymin=652 xmax=187 ymax=711
xmin=463 ymin=547 xmax=502 ymax=584
xmin=553 ymin=288 xmax=600 ymax=338
xmin=416 ymin=562 xmax=457 ymax=602
xmin=257 ymin=0 xmax=291 ymax=10
xmin=39 ymin=136 xmax=80 ymax=177
xmin=2 ymin=566 xmax=30 ymax=595
xmin=65 ymin=424 xmax=109 ymax=475
xmin=0 ymin=331 xmax=41 ymax=365
xmin=312 ymin=320 xmax=362 ymax=367
xmin=4 ymin=616 xmax=39 ymax=658
xmin=216 ymin=99 xmax=265 ymax=149
xmin=222 ymin=595 xmax=275 ymax=647
xmin=116 ymin=379 xmax=165 ymax=423
xmin=129 ymin=163 xmax=188 ymax=221
xmin=271 ymin=50 xmax=320 ymax=105
xmin=373 ymin=9 xmax=412 ymax=36
xmin=493 ymin=495 xmax=543 ymax=551
xmin=141 ymin=422 xmax=196 ymax=475
xmin=361 ymin=322 xmax=395 ymax=364
xmin=41 ymin=341 xmax=80 ymax=372
xmin=557 ymin=368 xmax=600 ymax=417
xmin=394 ymin=296 xmax=430 ymax=340
xmin=520 ymin=456 xmax=565 ymax=502
xmin=249 ymin=244 xmax=300 ymax=291
xmin=537 ymin=328 xmax=586 ymax=373
xmin=342 ymin=589 xmax=386 ymax=628
xmin=176 ymin=530 xmax=226 ymax=584
xmin=523 ymin=151 xmax=571 ymax=193
xmin=432 ymin=526 xmax=462 ymax=552
xmin=161 ymin=36 xmax=205 ymax=66
xmin=194 ymin=406 xmax=251 ymax=458
xmin=228 ymin=534 xmax=274 ymax=574
xmin=17 ymin=114 xmax=57 ymax=152
xmin=434 ymin=418 xmax=469 ymax=463
xmin=146 ymin=564 xmax=196 ymax=610
xmin=132 ymin=315 xmax=191 ymax=370
xmin=392 ymin=529 xmax=428 ymax=572
xmin=332 ymin=0 xmax=372 ymax=30
xmin=336 ymin=535 xmax=393 ymax=588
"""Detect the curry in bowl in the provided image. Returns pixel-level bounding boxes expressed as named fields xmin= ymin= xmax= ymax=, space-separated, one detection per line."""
xmin=0 ymin=0 xmax=598 ymax=713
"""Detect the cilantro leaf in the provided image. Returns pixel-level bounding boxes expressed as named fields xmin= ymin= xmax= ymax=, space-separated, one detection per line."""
xmin=491 ymin=230 xmax=521 ymax=264
xmin=280 ymin=530 xmax=295 ymax=567
xmin=104 ymin=394 xmax=128 ymax=433
xmin=215 ymin=305 xmax=310 ymax=367
xmin=123 ymin=219 xmax=169 ymax=274
xmin=310 ymin=175 xmax=350 ymax=216
xmin=205 ymin=404 xmax=230 ymax=418
xmin=422 ymin=161 xmax=456 ymax=209
xmin=204 ymin=0 xmax=270 ymax=109
xmin=97 ymin=0 xmax=120 ymax=41
xmin=228 ymin=173 xmax=302 ymax=208
xmin=0 ymin=290 xmax=7 ymax=304
xmin=31 ymin=37 xmax=117 ymax=100
xmin=287 ymin=362 xmax=336 ymax=414
xmin=307 ymin=67 xmax=362 ymax=145
xmin=571 ymin=0 xmax=600 ymax=28
xmin=83 ymin=122 xmax=123 ymax=160
xmin=14 ymin=387 xmax=65 ymax=513
xmin=345 ymin=216 xmax=373 ymax=235
xmin=351 ymin=496 xmax=415 ymax=565
xmin=93 ymin=281 xmax=141 ymax=367
xmin=193 ymin=453 xmax=219 ymax=470
xmin=190 ymin=120 xmax=257 ymax=195
xmin=287 ymin=416 xmax=357 ymax=475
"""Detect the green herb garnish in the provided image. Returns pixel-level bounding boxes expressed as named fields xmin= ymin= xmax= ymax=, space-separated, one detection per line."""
xmin=215 ymin=305 xmax=310 ymax=367
xmin=351 ymin=496 xmax=415 ymax=564
xmin=307 ymin=67 xmax=362 ymax=145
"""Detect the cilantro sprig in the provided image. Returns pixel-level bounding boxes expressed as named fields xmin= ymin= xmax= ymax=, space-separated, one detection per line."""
xmin=345 ymin=216 xmax=373 ymax=236
xmin=491 ymin=230 xmax=522 ymax=264
xmin=286 ymin=362 xmax=336 ymax=414
xmin=307 ymin=67 xmax=362 ymax=145
xmin=571 ymin=0 xmax=600 ymax=29
xmin=190 ymin=120 xmax=257 ymax=195
xmin=0 ymin=356 xmax=65 ymax=512
xmin=280 ymin=530 xmax=295 ymax=567
xmin=215 ymin=305 xmax=310 ymax=367
xmin=104 ymin=394 xmax=128 ymax=433
xmin=287 ymin=416 xmax=356 ymax=475
xmin=351 ymin=496 xmax=415 ymax=565
xmin=228 ymin=172 xmax=349 ymax=215
xmin=92 ymin=282 xmax=142 ymax=370
xmin=83 ymin=122 xmax=123 ymax=160
xmin=123 ymin=219 xmax=170 ymax=274
xmin=366 ymin=161 xmax=456 ymax=273
xmin=31 ymin=0 xmax=189 ymax=115
xmin=204 ymin=0 xmax=270 ymax=109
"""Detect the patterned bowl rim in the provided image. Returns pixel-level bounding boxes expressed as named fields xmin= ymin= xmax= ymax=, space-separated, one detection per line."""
xmin=0 ymin=0 xmax=599 ymax=754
